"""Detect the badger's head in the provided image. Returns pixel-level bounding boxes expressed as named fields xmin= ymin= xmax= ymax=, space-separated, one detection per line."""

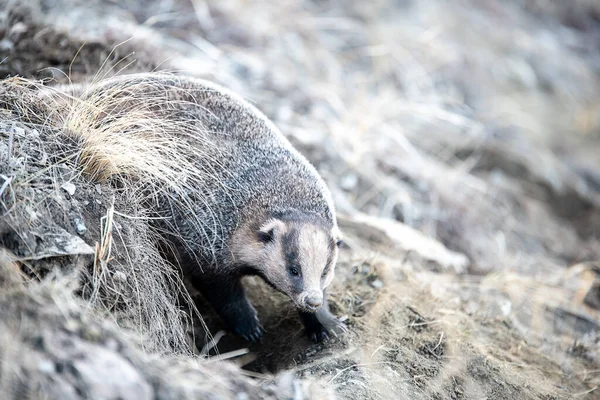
xmin=230 ymin=215 xmax=342 ymax=312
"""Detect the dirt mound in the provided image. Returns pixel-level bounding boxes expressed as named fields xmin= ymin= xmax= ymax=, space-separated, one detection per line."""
xmin=0 ymin=259 xmax=332 ymax=399
xmin=1 ymin=0 xmax=600 ymax=399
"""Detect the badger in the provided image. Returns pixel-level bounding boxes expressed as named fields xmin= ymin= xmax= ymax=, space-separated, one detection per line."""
xmin=71 ymin=73 xmax=346 ymax=343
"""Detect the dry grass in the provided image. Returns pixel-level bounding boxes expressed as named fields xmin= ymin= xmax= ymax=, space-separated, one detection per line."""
xmin=0 ymin=75 xmax=214 ymax=355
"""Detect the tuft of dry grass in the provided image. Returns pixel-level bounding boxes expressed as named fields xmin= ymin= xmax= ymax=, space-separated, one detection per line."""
xmin=0 ymin=74 xmax=218 ymax=355
xmin=62 ymin=83 xmax=204 ymax=185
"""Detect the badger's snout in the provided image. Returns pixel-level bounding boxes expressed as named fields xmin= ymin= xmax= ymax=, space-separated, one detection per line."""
xmin=306 ymin=295 xmax=322 ymax=309
xmin=299 ymin=291 xmax=323 ymax=312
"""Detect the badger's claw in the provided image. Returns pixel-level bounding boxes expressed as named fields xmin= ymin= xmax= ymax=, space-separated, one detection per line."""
xmin=307 ymin=321 xmax=344 ymax=343
xmin=231 ymin=308 xmax=264 ymax=343
xmin=319 ymin=319 xmax=347 ymax=343
xmin=240 ymin=324 xmax=264 ymax=343
xmin=300 ymin=308 xmax=347 ymax=343
xmin=309 ymin=329 xmax=329 ymax=343
xmin=318 ymin=312 xmax=347 ymax=337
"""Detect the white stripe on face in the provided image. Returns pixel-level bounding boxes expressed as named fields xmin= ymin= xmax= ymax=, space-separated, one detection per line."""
xmin=297 ymin=225 xmax=330 ymax=293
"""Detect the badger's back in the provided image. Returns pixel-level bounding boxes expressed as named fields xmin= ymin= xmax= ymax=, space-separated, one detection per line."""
xmin=75 ymin=73 xmax=335 ymax=268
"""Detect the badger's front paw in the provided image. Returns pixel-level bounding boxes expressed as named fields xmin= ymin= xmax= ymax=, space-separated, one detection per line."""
xmin=300 ymin=308 xmax=347 ymax=343
xmin=231 ymin=309 xmax=264 ymax=343
xmin=317 ymin=309 xmax=347 ymax=338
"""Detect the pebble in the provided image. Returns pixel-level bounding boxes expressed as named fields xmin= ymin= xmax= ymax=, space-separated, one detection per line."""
xmin=61 ymin=182 xmax=76 ymax=196
xmin=0 ymin=38 xmax=13 ymax=51
xmin=370 ymin=279 xmax=384 ymax=289
xmin=339 ymin=173 xmax=358 ymax=191
xmin=74 ymin=217 xmax=87 ymax=235
xmin=9 ymin=22 xmax=28 ymax=36
xmin=38 ymin=359 xmax=56 ymax=374
xmin=113 ymin=271 xmax=128 ymax=283
xmin=105 ymin=338 xmax=120 ymax=351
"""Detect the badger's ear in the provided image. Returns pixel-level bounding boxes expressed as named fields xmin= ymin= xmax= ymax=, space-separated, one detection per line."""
xmin=257 ymin=219 xmax=286 ymax=244
xmin=332 ymin=226 xmax=343 ymax=247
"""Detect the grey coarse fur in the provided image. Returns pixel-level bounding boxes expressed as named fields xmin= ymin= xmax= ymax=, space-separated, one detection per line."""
xmin=82 ymin=73 xmax=337 ymax=269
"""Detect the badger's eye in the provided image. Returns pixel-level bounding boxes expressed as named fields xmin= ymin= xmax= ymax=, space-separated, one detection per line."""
xmin=336 ymin=239 xmax=344 ymax=248
xmin=290 ymin=267 xmax=300 ymax=276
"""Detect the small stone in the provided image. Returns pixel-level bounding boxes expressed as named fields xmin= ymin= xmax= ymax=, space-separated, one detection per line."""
xmin=10 ymin=22 xmax=28 ymax=36
xmin=339 ymin=174 xmax=358 ymax=191
xmin=74 ymin=218 xmax=87 ymax=235
xmin=61 ymin=182 xmax=76 ymax=196
xmin=105 ymin=338 xmax=120 ymax=351
xmin=38 ymin=359 xmax=56 ymax=374
xmin=370 ymin=279 xmax=383 ymax=289
xmin=113 ymin=271 xmax=128 ymax=283
xmin=0 ymin=38 xmax=13 ymax=51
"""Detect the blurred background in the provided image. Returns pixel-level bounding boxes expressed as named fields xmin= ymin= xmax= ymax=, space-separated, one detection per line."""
xmin=1 ymin=0 xmax=600 ymax=398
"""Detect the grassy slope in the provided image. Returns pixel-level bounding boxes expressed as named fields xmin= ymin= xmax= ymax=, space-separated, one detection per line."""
xmin=1 ymin=0 xmax=600 ymax=399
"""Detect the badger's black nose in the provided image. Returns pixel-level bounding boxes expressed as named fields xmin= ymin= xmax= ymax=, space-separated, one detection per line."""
xmin=305 ymin=295 xmax=322 ymax=310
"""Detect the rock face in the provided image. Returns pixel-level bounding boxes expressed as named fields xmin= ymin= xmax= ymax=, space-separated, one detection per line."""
xmin=1 ymin=0 xmax=600 ymax=399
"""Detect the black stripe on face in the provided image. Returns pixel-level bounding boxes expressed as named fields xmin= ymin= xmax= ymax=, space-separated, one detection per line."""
xmin=323 ymin=251 xmax=334 ymax=277
xmin=328 ymin=237 xmax=336 ymax=252
xmin=281 ymin=228 xmax=303 ymax=293
xmin=282 ymin=228 xmax=299 ymax=265
xmin=322 ymin=236 xmax=336 ymax=278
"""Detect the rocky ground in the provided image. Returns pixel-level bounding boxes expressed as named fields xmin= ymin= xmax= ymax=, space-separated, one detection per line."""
xmin=1 ymin=0 xmax=600 ymax=399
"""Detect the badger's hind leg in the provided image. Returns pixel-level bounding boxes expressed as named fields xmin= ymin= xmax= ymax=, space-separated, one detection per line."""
xmin=194 ymin=274 xmax=263 ymax=343
xmin=299 ymin=290 xmax=347 ymax=343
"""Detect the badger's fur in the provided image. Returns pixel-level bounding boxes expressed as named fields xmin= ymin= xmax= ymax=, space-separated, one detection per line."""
xmin=74 ymin=73 xmax=345 ymax=342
